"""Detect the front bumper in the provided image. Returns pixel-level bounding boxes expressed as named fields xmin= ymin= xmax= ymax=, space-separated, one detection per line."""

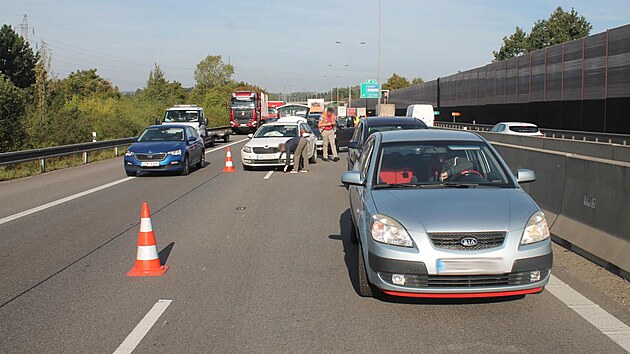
xmin=241 ymin=151 xmax=294 ymax=166
xmin=364 ymin=234 xmax=552 ymax=296
xmin=124 ymin=155 xmax=184 ymax=172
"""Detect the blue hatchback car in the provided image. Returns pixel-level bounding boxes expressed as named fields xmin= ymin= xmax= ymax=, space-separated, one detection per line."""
xmin=124 ymin=124 xmax=205 ymax=176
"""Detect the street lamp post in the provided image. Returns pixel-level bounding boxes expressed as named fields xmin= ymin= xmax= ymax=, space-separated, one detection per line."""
xmin=335 ymin=41 xmax=366 ymax=110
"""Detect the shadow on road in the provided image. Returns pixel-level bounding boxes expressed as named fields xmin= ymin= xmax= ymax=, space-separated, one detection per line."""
xmin=159 ymin=242 xmax=175 ymax=265
xmin=329 ymin=209 xmax=527 ymax=305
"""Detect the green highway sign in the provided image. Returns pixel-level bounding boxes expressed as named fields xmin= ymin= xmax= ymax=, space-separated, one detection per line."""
xmin=360 ymin=80 xmax=380 ymax=99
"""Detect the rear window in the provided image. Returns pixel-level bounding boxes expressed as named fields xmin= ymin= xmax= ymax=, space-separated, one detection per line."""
xmin=509 ymin=125 xmax=539 ymax=133
xmin=368 ymin=123 xmax=423 ymax=136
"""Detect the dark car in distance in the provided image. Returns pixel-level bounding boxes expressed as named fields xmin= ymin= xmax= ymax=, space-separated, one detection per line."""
xmin=347 ymin=117 xmax=428 ymax=170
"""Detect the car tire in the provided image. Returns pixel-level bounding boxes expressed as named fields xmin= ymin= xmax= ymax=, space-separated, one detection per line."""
xmin=224 ymin=134 xmax=230 ymax=143
xmin=197 ymin=150 xmax=205 ymax=168
xmin=181 ymin=155 xmax=190 ymax=175
xmin=357 ymin=245 xmax=374 ymax=297
xmin=209 ymin=136 xmax=215 ymax=147
xmin=125 ymin=170 xmax=136 ymax=177
xmin=243 ymin=164 xmax=253 ymax=171
xmin=309 ymin=152 xmax=317 ymax=164
xmin=350 ymin=216 xmax=358 ymax=244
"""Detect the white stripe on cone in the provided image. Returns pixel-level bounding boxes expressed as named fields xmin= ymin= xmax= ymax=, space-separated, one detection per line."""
xmin=226 ymin=150 xmax=232 ymax=157
xmin=136 ymin=245 xmax=159 ymax=260
xmin=140 ymin=218 xmax=153 ymax=232
xmin=225 ymin=161 xmax=233 ymax=167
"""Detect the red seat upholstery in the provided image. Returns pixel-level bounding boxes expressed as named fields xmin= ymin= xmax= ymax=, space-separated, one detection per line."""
xmin=379 ymin=152 xmax=414 ymax=184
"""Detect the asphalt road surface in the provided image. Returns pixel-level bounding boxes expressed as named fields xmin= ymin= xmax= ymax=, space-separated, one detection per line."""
xmin=0 ymin=137 xmax=629 ymax=353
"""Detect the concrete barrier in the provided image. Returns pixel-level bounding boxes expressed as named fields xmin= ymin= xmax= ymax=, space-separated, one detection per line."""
xmin=490 ymin=140 xmax=630 ymax=278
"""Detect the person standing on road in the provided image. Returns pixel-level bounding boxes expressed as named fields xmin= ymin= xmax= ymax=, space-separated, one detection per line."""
xmin=318 ymin=107 xmax=339 ymax=162
xmin=279 ymin=130 xmax=310 ymax=173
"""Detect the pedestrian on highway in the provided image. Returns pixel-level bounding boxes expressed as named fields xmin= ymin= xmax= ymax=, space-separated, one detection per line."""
xmin=318 ymin=107 xmax=339 ymax=162
xmin=279 ymin=130 xmax=309 ymax=173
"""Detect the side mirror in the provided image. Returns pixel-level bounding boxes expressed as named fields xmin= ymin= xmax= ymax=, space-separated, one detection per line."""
xmin=348 ymin=141 xmax=360 ymax=150
xmin=516 ymin=169 xmax=536 ymax=183
xmin=154 ymin=118 xmax=161 ymax=125
xmin=341 ymin=171 xmax=364 ymax=186
xmin=188 ymin=135 xmax=197 ymax=142
xmin=302 ymin=132 xmax=311 ymax=138
xmin=132 ymin=137 xmax=138 ymax=142
xmin=247 ymin=133 xmax=254 ymax=139
xmin=202 ymin=118 xmax=208 ymax=125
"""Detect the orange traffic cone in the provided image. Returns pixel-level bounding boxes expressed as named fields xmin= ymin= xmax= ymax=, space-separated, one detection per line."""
xmin=223 ymin=147 xmax=235 ymax=172
xmin=127 ymin=203 xmax=169 ymax=277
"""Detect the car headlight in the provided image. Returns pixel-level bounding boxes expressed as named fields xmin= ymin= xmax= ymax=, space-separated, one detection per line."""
xmin=520 ymin=211 xmax=550 ymax=245
xmin=125 ymin=150 xmax=134 ymax=156
xmin=167 ymin=149 xmax=182 ymax=156
xmin=371 ymin=214 xmax=414 ymax=247
xmin=242 ymin=146 xmax=253 ymax=153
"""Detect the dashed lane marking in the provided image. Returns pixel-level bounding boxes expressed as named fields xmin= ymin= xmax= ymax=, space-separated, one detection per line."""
xmin=547 ymin=275 xmax=630 ymax=352
xmin=263 ymin=170 xmax=274 ymax=180
xmin=113 ymin=299 xmax=172 ymax=354
xmin=0 ymin=138 xmax=248 ymax=227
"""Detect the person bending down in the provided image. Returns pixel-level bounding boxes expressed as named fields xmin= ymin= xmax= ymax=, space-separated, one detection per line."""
xmin=279 ymin=130 xmax=309 ymax=173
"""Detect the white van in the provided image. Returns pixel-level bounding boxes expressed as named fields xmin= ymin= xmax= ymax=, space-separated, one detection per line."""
xmin=405 ymin=104 xmax=435 ymax=127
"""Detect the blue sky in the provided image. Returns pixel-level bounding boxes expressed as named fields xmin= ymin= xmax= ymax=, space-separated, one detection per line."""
xmin=2 ymin=0 xmax=628 ymax=92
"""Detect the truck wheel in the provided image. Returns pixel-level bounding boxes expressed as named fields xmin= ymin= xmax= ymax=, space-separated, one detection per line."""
xmin=357 ymin=245 xmax=374 ymax=297
xmin=223 ymin=134 xmax=230 ymax=143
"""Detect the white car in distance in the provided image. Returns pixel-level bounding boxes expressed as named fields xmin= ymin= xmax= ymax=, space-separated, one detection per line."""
xmin=241 ymin=117 xmax=317 ymax=170
xmin=489 ymin=122 xmax=544 ymax=137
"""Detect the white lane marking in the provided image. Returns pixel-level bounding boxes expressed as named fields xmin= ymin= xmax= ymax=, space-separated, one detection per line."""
xmin=205 ymin=137 xmax=248 ymax=154
xmin=263 ymin=170 xmax=274 ymax=180
xmin=547 ymin=275 xmax=630 ymax=351
xmin=0 ymin=177 xmax=134 ymax=226
xmin=113 ymin=299 xmax=172 ymax=354
xmin=0 ymin=139 xmax=248 ymax=226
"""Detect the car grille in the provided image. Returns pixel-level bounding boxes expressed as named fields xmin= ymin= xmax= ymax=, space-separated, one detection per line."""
xmin=378 ymin=269 xmax=550 ymax=288
xmin=135 ymin=153 xmax=166 ymax=161
xmin=249 ymin=159 xmax=281 ymax=165
xmin=252 ymin=147 xmax=279 ymax=154
xmin=428 ymin=232 xmax=506 ymax=251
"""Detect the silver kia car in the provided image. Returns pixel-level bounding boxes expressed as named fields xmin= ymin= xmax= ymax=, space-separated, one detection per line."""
xmin=341 ymin=129 xmax=552 ymax=298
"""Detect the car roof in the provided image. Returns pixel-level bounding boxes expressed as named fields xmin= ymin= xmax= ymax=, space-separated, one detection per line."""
xmin=362 ymin=116 xmax=424 ymax=126
xmin=496 ymin=122 xmax=538 ymax=126
xmin=263 ymin=120 xmax=300 ymax=126
xmin=378 ymin=129 xmax=484 ymax=143
xmin=276 ymin=117 xmax=307 ymax=123
xmin=147 ymin=124 xmax=187 ymax=129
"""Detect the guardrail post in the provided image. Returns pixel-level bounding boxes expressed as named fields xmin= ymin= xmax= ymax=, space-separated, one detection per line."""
xmin=40 ymin=158 xmax=46 ymax=173
xmin=83 ymin=152 xmax=88 ymax=164
xmin=115 ymin=147 xmax=118 ymax=157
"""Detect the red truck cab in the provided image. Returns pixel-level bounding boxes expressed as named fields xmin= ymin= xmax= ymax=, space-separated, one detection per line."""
xmin=230 ymin=91 xmax=261 ymax=134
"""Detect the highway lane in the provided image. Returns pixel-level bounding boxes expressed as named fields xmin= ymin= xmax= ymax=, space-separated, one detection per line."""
xmin=0 ymin=140 xmax=628 ymax=353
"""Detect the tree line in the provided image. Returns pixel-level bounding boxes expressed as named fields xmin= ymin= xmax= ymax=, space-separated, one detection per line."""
xmin=0 ymin=24 xmax=264 ymax=153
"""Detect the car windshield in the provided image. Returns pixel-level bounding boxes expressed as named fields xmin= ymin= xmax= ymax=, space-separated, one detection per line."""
xmin=138 ymin=127 xmax=185 ymax=142
xmin=164 ymin=110 xmax=199 ymax=123
xmin=307 ymin=114 xmax=322 ymax=129
xmin=509 ymin=125 xmax=539 ymax=133
xmin=254 ymin=124 xmax=298 ymax=138
xmin=368 ymin=123 xmax=422 ymax=136
xmin=374 ymin=141 xmax=511 ymax=187
xmin=232 ymin=101 xmax=255 ymax=109
xmin=278 ymin=106 xmax=308 ymax=118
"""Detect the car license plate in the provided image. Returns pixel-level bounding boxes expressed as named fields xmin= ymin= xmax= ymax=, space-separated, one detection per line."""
xmin=141 ymin=161 xmax=159 ymax=167
xmin=436 ymin=258 xmax=503 ymax=275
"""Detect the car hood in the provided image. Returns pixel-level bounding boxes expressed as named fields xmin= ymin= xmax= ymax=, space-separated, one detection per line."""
xmin=164 ymin=122 xmax=200 ymax=129
xmin=245 ymin=137 xmax=291 ymax=147
xmin=371 ymin=188 xmax=538 ymax=233
xmin=129 ymin=141 xmax=184 ymax=153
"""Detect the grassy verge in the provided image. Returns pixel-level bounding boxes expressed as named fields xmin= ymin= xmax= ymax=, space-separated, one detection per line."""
xmin=0 ymin=146 xmax=129 ymax=182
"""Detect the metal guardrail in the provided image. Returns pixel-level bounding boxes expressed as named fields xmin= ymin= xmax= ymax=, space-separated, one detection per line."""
xmin=0 ymin=138 xmax=134 ymax=172
xmin=434 ymin=121 xmax=629 ymax=145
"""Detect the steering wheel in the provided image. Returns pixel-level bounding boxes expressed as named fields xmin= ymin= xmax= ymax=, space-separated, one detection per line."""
xmin=450 ymin=169 xmax=483 ymax=181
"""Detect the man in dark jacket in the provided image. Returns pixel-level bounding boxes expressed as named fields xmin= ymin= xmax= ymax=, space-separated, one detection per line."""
xmin=279 ymin=130 xmax=309 ymax=173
